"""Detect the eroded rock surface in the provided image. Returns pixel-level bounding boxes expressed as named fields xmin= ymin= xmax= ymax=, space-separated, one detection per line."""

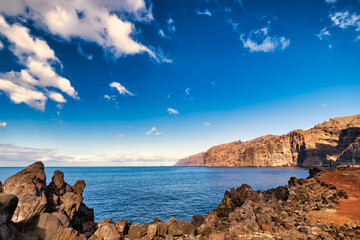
xmin=176 ymin=114 xmax=360 ymax=167
xmin=0 ymin=162 xmax=95 ymax=239
xmin=2 ymin=161 xmax=47 ymax=222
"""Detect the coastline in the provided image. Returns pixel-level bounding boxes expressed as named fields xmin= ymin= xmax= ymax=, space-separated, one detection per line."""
xmin=0 ymin=162 xmax=359 ymax=239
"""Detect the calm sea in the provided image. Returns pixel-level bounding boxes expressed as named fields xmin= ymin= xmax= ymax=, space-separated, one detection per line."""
xmin=0 ymin=167 xmax=308 ymax=224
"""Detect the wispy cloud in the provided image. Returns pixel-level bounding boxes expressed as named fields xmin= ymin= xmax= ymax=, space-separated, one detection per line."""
xmin=240 ymin=26 xmax=290 ymax=53
xmin=146 ymin=126 xmax=157 ymax=135
xmin=325 ymin=0 xmax=337 ymax=4
xmin=204 ymin=122 xmax=211 ymax=126
xmin=316 ymin=27 xmax=331 ymax=40
xmin=158 ymin=29 xmax=165 ymax=37
xmin=115 ymin=134 xmax=124 ymax=138
xmin=0 ymin=122 xmax=7 ymax=128
xmin=167 ymin=108 xmax=179 ymax=115
xmin=196 ymin=9 xmax=212 ymax=17
xmin=77 ymin=44 xmax=93 ymax=60
xmin=110 ymin=82 xmax=134 ymax=96
xmin=185 ymin=88 xmax=191 ymax=95
xmin=0 ymin=144 xmax=178 ymax=166
xmin=330 ymin=11 xmax=360 ymax=30
xmin=167 ymin=18 xmax=176 ymax=33
xmin=146 ymin=126 xmax=164 ymax=136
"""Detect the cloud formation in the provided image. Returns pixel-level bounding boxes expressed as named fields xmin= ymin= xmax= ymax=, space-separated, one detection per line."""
xmin=110 ymin=82 xmax=134 ymax=96
xmin=0 ymin=144 xmax=177 ymax=166
xmin=0 ymin=122 xmax=6 ymax=128
xmin=330 ymin=11 xmax=360 ymax=30
xmin=204 ymin=122 xmax=211 ymax=126
xmin=317 ymin=27 xmax=331 ymax=40
xmin=146 ymin=126 xmax=163 ymax=136
xmin=240 ymin=27 xmax=290 ymax=53
xmin=167 ymin=108 xmax=179 ymax=115
xmin=0 ymin=0 xmax=155 ymax=58
xmin=196 ymin=9 xmax=212 ymax=17
xmin=0 ymin=16 xmax=78 ymax=111
xmin=185 ymin=88 xmax=191 ymax=95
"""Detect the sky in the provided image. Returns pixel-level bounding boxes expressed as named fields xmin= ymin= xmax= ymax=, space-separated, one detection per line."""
xmin=0 ymin=0 xmax=360 ymax=166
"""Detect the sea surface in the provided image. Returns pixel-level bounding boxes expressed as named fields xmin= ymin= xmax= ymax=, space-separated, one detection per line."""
xmin=0 ymin=167 xmax=308 ymax=224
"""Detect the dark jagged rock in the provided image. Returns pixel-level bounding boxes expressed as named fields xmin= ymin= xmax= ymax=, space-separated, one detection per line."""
xmin=17 ymin=212 xmax=86 ymax=240
xmin=2 ymin=161 xmax=47 ymax=222
xmin=0 ymin=194 xmax=18 ymax=224
xmin=0 ymin=194 xmax=20 ymax=240
xmin=1 ymin=162 xmax=95 ymax=238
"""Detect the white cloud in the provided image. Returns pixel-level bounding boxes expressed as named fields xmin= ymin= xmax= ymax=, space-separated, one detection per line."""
xmin=0 ymin=122 xmax=7 ymax=128
xmin=115 ymin=134 xmax=124 ymax=138
xmin=167 ymin=108 xmax=179 ymax=115
xmin=0 ymin=144 xmax=178 ymax=166
xmin=167 ymin=18 xmax=176 ymax=33
xmin=325 ymin=0 xmax=337 ymax=3
xmin=146 ymin=126 xmax=158 ymax=135
xmin=322 ymin=104 xmax=328 ymax=108
xmin=240 ymin=27 xmax=290 ymax=53
xmin=158 ymin=29 xmax=165 ymax=37
xmin=146 ymin=126 xmax=163 ymax=136
xmin=0 ymin=40 xmax=3 ymax=49
xmin=316 ymin=27 xmax=331 ymax=40
xmin=330 ymin=11 xmax=360 ymax=30
xmin=196 ymin=9 xmax=212 ymax=17
xmin=204 ymin=122 xmax=211 ymax=126
xmin=110 ymin=82 xmax=134 ymax=96
xmin=0 ymin=0 xmax=156 ymax=59
xmin=0 ymin=15 xmax=78 ymax=111
xmin=185 ymin=88 xmax=191 ymax=95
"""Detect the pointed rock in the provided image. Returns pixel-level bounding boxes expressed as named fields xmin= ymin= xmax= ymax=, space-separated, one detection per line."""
xmin=3 ymin=161 xmax=47 ymax=222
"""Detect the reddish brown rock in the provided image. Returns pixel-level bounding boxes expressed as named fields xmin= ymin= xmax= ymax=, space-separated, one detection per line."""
xmin=2 ymin=161 xmax=47 ymax=222
xmin=175 ymin=114 xmax=360 ymax=167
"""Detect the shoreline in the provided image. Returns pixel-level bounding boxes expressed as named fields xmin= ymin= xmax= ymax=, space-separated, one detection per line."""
xmin=1 ymin=162 xmax=359 ymax=239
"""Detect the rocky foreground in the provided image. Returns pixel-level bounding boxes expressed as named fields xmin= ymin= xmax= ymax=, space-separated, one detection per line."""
xmin=175 ymin=114 xmax=360 ymax=168
xmin=1 ymin=162 xmax=360 ymax=239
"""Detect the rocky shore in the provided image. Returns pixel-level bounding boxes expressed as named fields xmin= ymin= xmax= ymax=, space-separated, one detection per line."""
xmin=1 ymin=162 xmax=360 ymax=239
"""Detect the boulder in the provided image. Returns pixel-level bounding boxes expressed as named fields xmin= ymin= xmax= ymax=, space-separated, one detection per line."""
xmin=89 ymin=222 xmax=121 ymax=240
xmin=126 ymin=224 xmax=147 ymax=239
xmin=0 ymin=194 xmax=18 ymax=224
xmin=3 ymin=161 xmax=47 ymax=222
xmin=18 ymin=212 xmax=85 ymax=240
xmin=190 ymin=214 xmax=204 ymax=228
xmin=115 ymin=220 xmax=130 ymax=235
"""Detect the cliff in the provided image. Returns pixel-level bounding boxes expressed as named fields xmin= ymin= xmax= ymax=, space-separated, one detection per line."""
xmin=175 ymin=114 xmax=360 ymax=167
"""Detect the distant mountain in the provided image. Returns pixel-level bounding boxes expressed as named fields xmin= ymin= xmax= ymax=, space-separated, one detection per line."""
xmin=175 ymin=114 xmax=360 ymax=167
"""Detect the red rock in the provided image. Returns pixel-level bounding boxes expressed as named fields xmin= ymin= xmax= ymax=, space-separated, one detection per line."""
xmin=260 ymin=223 xmax=272 ymax=231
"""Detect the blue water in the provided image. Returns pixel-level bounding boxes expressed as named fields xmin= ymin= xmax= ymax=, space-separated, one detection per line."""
xmin=0 ymin=167 xmax=308 ymax=224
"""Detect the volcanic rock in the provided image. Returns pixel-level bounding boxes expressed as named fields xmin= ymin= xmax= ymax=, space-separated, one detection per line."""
xmin=175 ymin=114 xmax=360 ymax=167
xmin=2 ymin=161 xmax=47 ymax=222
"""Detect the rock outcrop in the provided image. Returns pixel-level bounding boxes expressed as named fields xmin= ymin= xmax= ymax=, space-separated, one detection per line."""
xmin=1 ymin=162 xmax=360 ymax=239
xmin=175 ymin=114 xmax=360 ymax=167
xmin=0 ymin=162 xmax=95 ymax=239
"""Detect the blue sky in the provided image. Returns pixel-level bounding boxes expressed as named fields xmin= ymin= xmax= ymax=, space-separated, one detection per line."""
xmin=0 ymin=0 xmax=360 ymax=166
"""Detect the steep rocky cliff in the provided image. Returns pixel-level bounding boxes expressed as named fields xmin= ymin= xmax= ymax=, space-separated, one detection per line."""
xmin=175 ymin=114 xmax=360 ymax=167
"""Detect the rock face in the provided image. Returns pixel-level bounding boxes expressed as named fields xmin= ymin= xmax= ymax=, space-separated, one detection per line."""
xmin=2 ymin=161 xmax=47 ymax=222
xmin=0 ymin=162 xmax=95 ymax=239
xmin=175 ymin=152 xmax=206 ymax=166
xmin=175 ymin=114 xmax=360 ymax=167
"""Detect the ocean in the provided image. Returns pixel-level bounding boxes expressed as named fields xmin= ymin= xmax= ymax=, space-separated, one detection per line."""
xmin=0 ymin=166 xmax=308 ymax=224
